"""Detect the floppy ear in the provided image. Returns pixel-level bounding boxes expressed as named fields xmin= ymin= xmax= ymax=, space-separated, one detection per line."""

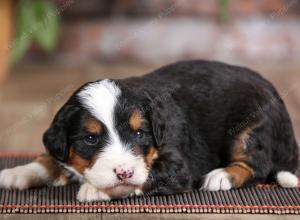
xmin=43 ymin=104 xmax=79 ymax=162
xmin=146 ymin=90 xmax=186 ymax=149
xmin=147 ymin=98 xmax=165 ymax=148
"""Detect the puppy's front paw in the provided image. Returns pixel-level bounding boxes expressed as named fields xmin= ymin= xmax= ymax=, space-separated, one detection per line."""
xmin=77 ymin=183 xmax=111 ymax=202
xmin=202 ymin=168 xmax=232 ymax=191
xmin=0 ymin=163 xmax=48 ymax=190
xmin=129 ymin=188 xmax=143 ymax=197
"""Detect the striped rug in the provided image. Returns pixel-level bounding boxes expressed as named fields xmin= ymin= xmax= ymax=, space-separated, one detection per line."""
xmin=0 ymin=153 xmax=299 ymax=214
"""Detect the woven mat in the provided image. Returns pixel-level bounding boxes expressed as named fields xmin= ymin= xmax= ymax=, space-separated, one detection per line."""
xmin=0 ymin=153 xmax=300 ymax=214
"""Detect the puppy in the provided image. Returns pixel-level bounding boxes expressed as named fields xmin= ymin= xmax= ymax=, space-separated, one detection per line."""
xmin=0 ymin=60 xmax=299 ymax=202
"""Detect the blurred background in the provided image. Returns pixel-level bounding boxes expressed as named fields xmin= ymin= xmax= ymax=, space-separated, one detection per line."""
xmin=0 ymin=0 xmax=299 ymax=153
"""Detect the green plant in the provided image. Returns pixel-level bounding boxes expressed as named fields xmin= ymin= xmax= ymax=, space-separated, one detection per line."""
xmin=217 ymin=0 xmax=230 ymax=23
xmin=11 ymin=0 xmax=59 ymax=64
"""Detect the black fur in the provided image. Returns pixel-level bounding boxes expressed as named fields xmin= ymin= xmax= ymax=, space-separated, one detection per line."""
xmin=43 ymin=104 xmax=80 ymax=162
xmin=43 ymin=60 xmax=299 ymax=195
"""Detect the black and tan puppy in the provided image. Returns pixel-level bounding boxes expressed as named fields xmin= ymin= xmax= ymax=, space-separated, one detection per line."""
xmin=0 ymin=60 xmax=299 ymax=201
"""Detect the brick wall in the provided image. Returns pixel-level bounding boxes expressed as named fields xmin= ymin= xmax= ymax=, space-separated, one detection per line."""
xmin=33 ymin=0 xmax=300 ymax=65
xmin=60 ymin=0 xmax=300 ymax=18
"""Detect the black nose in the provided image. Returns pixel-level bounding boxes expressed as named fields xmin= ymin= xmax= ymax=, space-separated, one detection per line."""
xmin=114 ymin=168 xmax=134 ymax=180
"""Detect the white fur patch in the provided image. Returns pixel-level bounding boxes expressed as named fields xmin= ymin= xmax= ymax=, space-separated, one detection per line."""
xmin=0 ymin=162 xmax=49 ymax=190
xmin=78 ymin=79 xmax=149 ymax=192
xmin=78 ymin=79 xmax=122 ymax=150
xmin=202 ymin=168 xmax=232 ymax=191
xmin=105 ymin=185 xmax=136 ymax=199
xmin=77 ymin=183 xmax=140 ymax=201
xmin=276 ymin=171 xmax=299 ymax=188
xmin=77 ymin=183 xmax=111 ymax=202
xmin=84 ymin=152 xmax=148 ymax=190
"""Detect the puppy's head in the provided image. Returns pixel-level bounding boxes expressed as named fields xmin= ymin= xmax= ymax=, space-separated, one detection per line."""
xmin=43 ymin=79 xmax=158 ymax=190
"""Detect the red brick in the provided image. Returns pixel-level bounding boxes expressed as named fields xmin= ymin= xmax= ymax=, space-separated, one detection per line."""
xmin=230 ymin=0 xmax=258 ymax=15
xmin=259 ymin=0 xmax=285 ymax=12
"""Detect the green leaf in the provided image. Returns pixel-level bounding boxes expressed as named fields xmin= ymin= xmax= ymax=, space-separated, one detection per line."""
xmin=218 ymin=0 xmax=230 ymax=23
xmin=33 ymin=0 xmax=59 ymax=52
xmin=11 ymin=0 xmax=60 ymax=64
xmin=10 ymin=33 xmax=31 ymax=65
xmin=11 ymin=0 xmax=36 ymax=64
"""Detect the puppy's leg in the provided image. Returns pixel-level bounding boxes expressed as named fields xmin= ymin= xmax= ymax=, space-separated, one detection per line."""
xmin=0 ymin=153 xmax=68 ymax=189
xmin=203 ymin=126 xmax=268 ymax=191
xmin=142 ymin=151 xmax=193 ymax=196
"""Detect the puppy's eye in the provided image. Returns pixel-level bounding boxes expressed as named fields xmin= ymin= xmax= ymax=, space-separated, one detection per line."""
xmin=134 ymin=130 xmax=144 ymax=139
xmin=83 ymin=135 xmax=99 ymax=145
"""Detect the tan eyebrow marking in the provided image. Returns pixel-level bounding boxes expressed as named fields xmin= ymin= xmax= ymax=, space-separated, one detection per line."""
xmin=129 ymin=111 xmax=144 ymax=131
xmin=85 ymin=118 xmax=102 ymax=134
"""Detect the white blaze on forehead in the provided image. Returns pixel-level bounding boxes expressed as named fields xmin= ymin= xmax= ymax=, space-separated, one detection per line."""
xmin=77 ymin=79 xmax=149 ymax=190
xmin=77 ymin=79 xmax=125 ymax=153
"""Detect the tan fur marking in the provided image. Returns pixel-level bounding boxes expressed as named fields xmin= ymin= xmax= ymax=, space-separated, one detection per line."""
xmin=69 ymin=148 xmax=91 ymax=174
xmin=129 ymin=111 xmax=144 ymax=131
xmin=145 ymin=146 xmax=158 ymax=167
xmin=36 ymin=153 xmax=62 ymax=180
xmin=226 ymin=128 xmax=256 ymax=187
xmin=225 ymin=162 xmax=255 ymax=187
xmin=85 ymin=118 xmax=102 ymax=134
xmin=231 ymin=128 xmax=253 ymax=162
